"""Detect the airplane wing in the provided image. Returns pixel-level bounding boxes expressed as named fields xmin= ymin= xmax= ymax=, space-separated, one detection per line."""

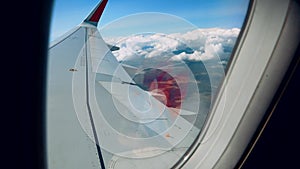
xmin=47 ymin=0 xmax=201 ymax=168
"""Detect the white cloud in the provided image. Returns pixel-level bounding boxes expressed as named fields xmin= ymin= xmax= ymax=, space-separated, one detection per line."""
xmin=104 ymin=28 xmax=240 ymax=62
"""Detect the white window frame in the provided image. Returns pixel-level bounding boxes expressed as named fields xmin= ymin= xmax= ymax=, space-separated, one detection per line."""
xmin=175 ymin=0 xmax=300 ymax=168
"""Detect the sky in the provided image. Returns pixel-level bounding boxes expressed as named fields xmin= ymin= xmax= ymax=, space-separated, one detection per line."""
xmin=50 ymin=0 xmax=250 ymax=41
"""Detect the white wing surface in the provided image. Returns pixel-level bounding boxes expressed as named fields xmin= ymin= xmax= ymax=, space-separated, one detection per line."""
xmin=47 ymin=0 xmax=200 ymax=169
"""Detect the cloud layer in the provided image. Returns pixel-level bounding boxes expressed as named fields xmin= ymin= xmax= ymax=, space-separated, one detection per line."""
xmin=104 ymin=28 xmax=240 ymax=62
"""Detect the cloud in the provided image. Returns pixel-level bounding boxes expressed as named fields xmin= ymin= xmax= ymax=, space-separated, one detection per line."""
xmin=104 ymin=28 xmax=240 ymax=62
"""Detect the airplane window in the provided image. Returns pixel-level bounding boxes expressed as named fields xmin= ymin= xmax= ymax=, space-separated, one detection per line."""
xmin=47 ymin=0 xmax=250 ymax=168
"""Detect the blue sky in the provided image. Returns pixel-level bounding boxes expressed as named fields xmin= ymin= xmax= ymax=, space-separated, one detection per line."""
xmin=50 ymin=0 xmax=249 ymax=41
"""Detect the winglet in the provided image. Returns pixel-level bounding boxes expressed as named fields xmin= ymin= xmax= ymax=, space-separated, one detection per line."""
xmin=84 ymin=0 xmax=108 ymax=26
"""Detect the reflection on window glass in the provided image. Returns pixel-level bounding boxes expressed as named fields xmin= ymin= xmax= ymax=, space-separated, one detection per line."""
xmin=48 ymin=0 xmax=250 ymax=168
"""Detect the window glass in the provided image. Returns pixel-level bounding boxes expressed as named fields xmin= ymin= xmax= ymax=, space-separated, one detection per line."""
xmin=48 ymin=0 xmax=250 ymax=168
